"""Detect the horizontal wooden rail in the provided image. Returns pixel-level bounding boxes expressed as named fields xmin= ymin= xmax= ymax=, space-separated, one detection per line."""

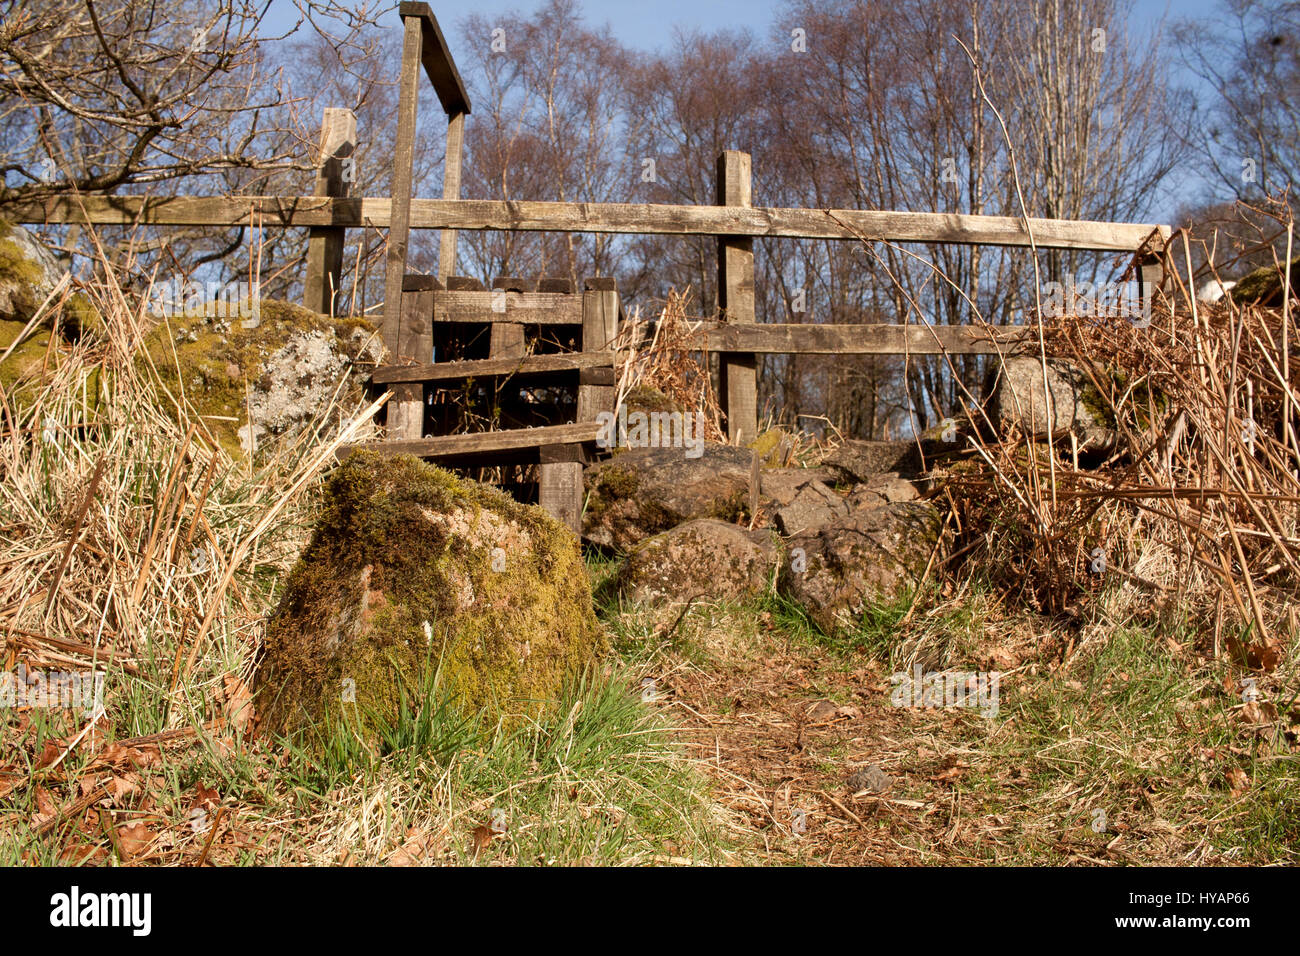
xmin=433 ymin=290 xmax=583 ymax=324
xmin=4 ymin=195 xmax=1170 ymax=251
xmin=373 ymin=350 xmax=616 ymax=384
xmin=343 ymin=422 xmax=602 ymax=460
xmin=693 ymin=322 xmax=1036 ymax=355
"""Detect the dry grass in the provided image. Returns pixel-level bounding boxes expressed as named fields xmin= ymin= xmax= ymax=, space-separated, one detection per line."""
xmin=0 ymin=272 xmax=725 ymax=867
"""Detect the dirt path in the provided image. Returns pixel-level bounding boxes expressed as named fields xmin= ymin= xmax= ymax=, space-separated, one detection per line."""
xmin=659 ymin=632 xmax=993 ymax=865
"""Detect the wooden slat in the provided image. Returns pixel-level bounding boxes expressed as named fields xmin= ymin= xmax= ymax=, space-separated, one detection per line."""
xmin=489 ymin=323 xmax=526 ymax=358
xmin=345 ymin=422 xmax=603 ymax=459
xmin=402 ymin=273 xmax=443 ymax=292
xmin=374 ymin=351 xmax=617 ymax=384
xmin=398 ymin=2 xmax=472 ymax=116
xmin=388 ymin=288 xmax=435 ymax=439
xmin=696 ymin=323 xmax=1035 ymax=355
xmin=4 ymin=195 xmax=1171 ymax=251
xmin=538 ymin=460 xmax=583 ymax=533
xmin=434 ymin=290 xmax=584 ymax=324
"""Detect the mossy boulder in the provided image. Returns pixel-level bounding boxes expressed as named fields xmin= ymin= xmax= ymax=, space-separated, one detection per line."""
xmin=1229 ymin=256 xmax=1300 ymax=307
xmin=0 ymin=319 xmax=50 ymax=407
xmin=823 ymin=438 xmax=948 ymax=482
xmin=0 ymin=219 xmax=60 ymax=325
xmin=777 ymin=501 xmax=942 ymax=635
xmin=582 ymin=443 xmax=756 ymax=551
xmin=748 ymin=427 xmax=795 ymax=467
xmin=141 ymin=298 xmax=383 ymax=457
xmin=617 ymin=519 xmax=779 ymax=606
xmin=255 ymin=452 xmax=606 ymax=739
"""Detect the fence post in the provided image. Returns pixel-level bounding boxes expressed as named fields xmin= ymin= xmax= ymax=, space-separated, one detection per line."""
xmin=384 ymin=10 xmax=425 ymax=439
xmin=303 ymin=108 xmax=356 ymax=316
xmin=438 ymin=111 xmax=466 ymax=281
xmin=717 ymin=150 xmax=757 ymax=444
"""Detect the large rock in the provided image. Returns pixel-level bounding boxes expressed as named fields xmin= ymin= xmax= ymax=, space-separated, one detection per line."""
xmin=846 ymin=473 xmax=922 ymax=512
xmin=823 ymin=439 xmax=948 ymax=482
xmin=987 ymin=356 xmax=1114 ymax=452
xmin=255 ymin=453 xmax=606 ymax=738
xmin=774 ymin=479 xmax=848 ymax=535
xmin=142 ymin=299 xmax=383 ymax=457
xmin=0 ymin=221 xmax=101 ymax=409
xmin=758 ymin=467 xmax=838 ymax=508
xmin=582 ymin=444 xmax=756 ymax=551
xmin=778 ymin=501 xmax=942 ymax=635
xmin=618 ymin=519 xmax=779 ymax=606
xmin=0 ymin=220 xmax=60 ymax=324
xmin=1229 ymin=256 xmax=1300 ymax=307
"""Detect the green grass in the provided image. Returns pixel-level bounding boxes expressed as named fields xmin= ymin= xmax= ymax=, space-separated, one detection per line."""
xmin=271 ymin=665 xmax=727 ymax=865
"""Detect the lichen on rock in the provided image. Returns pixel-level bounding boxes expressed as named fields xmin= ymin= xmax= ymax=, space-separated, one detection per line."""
xmin=140 ymin=298 xmax=383 ymax=457
xmin=254 ymin=452 xmax=607 ymax=741
xmin=617 ymin=518 xmax=779 ymax=607
xmin=778 ymin=501 xmax=942 ymax=635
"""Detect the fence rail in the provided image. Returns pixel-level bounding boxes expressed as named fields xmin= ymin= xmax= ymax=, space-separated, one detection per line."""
xmin=5 ymin=195 xmax=1170 ymax=253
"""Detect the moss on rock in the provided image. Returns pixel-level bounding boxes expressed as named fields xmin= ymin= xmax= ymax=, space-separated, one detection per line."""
xmin=141 ymin=298 xmax=382 ymax=457
xmin=1230 ymin=256 xmax=1300 ymax=308
xmin=255 ymin=452 xmax=607 ymax=741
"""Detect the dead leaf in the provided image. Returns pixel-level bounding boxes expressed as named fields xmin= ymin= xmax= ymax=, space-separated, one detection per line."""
xmin=35 ymin=740 xmax=63 ymax=770
xmin=470 ymin=825 xmax=494 ymax=858
xmin=59 ymin=843 xmax=107 ymax=866
xmin=1225 ymin=767 xmax=1250 ymax=796
xmin=31 ymin=786 xmax=57 ymax=828
xmin=1239 ymin=701 xmax=1278 ymax=725
xmin=222 ymin=674 xmax=255 ymax=735
xmin=387 ymin=827 xmax=436 ymax=867
xmin=116 ymin=823 xmax=157 ymax=859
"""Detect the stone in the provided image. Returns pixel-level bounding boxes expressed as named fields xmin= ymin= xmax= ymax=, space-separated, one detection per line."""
xmin=0 ymin=220 xmax=60 ymax=324
xmin=617 ymin=518 xmax=779 ymax=606
xmin=1229 ymin=256 xmax=1300 ymax=307
xmin=758 ymin=467 xmax=838 ymax=508
xmin=141 ymin=298 xmax=384 ymax=457
xmin=774 ymin=479 xmax=848 ymax=536
xmin=255 ymin=452 xmax=606 ymax=739
xmin=823 ymin=439 xmax=946 ymax=482
xmin=582 ymin=443 xmax=756 ymax=551
xmin=846 ymin=764 xmax=895 ymax=794
xmin=846 ymin=473 xmax=921 ymax=512
xmin=778 ymin=501 xmax=942 ymax=635
xmin=987 ymin=356 xmax=1115 ymax=453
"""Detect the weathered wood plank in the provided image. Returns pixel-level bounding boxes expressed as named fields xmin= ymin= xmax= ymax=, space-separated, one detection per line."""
xmin=578 ymin=285 xmax=620 ymax=426
xmin=398 ymin=2 xmax=472 ymax=116
xmin=696 ymin=323 xmax=1035 ymax=355
xmin=303 ymin=108 xmax=355 ymax=316
xmin=344 ymin=422 xmax=602 ymax=459
xmin=438 ymin=110 xmax=465 ymax=280
xmin=374 ymin=351 xmax=617 ymax=384
xmin=4 ymin=196 xmax=1171 ymax=251
xmin=538 ymin=459 xmax=583 ymax=533
xmin=434 ymin=290 xmax=584 ymax=324
xmin=382 ymin=14 xmax=424 ymax=361
xmin=489 ymin=322 xmax=526 ymax=359
xmin=388 ymin=288 xmax=435 ymax=439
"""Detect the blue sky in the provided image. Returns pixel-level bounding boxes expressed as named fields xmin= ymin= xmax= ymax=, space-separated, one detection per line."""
xmin=265 ymin=0 xmax=1240 ymax=220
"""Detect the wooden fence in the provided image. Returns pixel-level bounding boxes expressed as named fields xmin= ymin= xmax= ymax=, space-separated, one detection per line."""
xmin=2 ymin=1 xmax=1173 ymax=529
